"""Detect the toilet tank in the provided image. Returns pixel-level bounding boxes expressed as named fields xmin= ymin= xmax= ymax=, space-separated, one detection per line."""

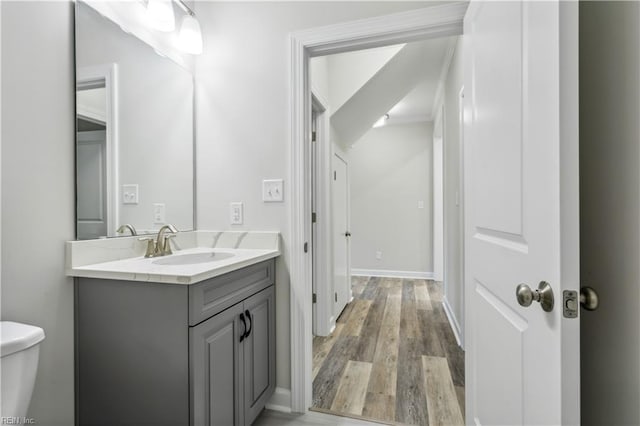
xmin=1 ymin=321 xmax=45 ymax=419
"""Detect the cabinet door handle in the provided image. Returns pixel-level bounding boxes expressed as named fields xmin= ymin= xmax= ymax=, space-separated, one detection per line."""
xmin=239 ymin=313 xmax=247 ymax=342
xmin=244 ymin=310 xmax=252 ymax=338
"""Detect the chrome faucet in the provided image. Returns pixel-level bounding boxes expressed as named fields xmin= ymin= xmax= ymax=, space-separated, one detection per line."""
xmin=155 ymin=224 xmax=178 ymax=256
xmin=116 ymin=224 xmax=138 ymax=236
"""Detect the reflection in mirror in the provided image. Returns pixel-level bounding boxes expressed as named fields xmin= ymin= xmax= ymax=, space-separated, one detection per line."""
xmin=75 ymin=1 xmax=194 ymax=240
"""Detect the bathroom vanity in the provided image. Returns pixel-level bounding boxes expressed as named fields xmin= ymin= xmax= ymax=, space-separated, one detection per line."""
xmin=68 ymin=231 xmax=279 ymax=426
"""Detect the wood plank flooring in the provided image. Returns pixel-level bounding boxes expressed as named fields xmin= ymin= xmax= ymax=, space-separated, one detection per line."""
xmin=312 ymin=277 xmax=464 ymax=426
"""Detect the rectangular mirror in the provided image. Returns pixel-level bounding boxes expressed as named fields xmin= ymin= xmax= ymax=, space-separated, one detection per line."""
xmin=75 ymin=1 xmax=195 ymax=240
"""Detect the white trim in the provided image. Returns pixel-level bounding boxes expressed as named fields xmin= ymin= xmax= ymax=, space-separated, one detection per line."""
xmin=430 ymin=36 xmax=458 ymax=120
xmin=77 ymin=63 xmax=119 ymax=238
xmin=442 ymin=295 xmax=463 ymax=349
xmin=311 ymin=92 xmax=334 ymax=337
xmin=265 ymin=387 xmax=292 ymax=413
xmin=457 ymin=85 xmax=466 ymax=347
xmin=288 ymin=3 xmax=467 ymax=413
xmin=351 ymin=269 xmax=434 ymax=280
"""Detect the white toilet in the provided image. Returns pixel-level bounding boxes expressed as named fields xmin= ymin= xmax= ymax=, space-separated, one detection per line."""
xmin=1 ymin=321 xmax=45 ymax=419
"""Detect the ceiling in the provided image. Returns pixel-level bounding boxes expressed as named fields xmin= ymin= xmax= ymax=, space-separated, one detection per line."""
xmin=320 ymin=36 xmax=456 ymax=146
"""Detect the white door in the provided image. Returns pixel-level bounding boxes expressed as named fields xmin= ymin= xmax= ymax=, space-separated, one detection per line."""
xmin=332 ymin=153 xmax=350 ymax=317
xmin=77 ymin=130 xmax=108 ymax=239
xmin=464 ymin=1 xmax=579 ymax=425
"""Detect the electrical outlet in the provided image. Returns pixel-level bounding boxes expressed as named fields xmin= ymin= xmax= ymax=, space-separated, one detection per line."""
xmin=418 ymin=200 xmax=425 ymax=209
xmin=262 ymin=179 xmax=284 ymax=202
xmin=376 ymin=250 xmax=382 ymax=260
xmin=230 ymin=202 xmax=243 ymax=225
xmin=153 ymin=203 xmax=165 ymax=224
xmin=122 ymin=184 xmax=139 ymax=204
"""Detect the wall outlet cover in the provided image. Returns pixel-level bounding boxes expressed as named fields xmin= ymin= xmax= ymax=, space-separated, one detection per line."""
xmin=230 ymin=202 xmax=243 ymax=225
xmin=153 ymin=203 xmax=165 ymax=224
xmin=262 ymin=179 xmax=284 ymax=202
xmin=122 ymin=184 xmax=139 ymax=204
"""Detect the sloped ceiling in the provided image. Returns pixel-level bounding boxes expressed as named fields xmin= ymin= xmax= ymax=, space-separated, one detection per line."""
xmin=325 ymin=37 xmax=454 ymax=148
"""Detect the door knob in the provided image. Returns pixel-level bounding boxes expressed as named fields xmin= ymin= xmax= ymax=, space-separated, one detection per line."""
xmin=345 ymin=232 xmax=351 ymax=237
xmin=516 ymin=281 xmax=554 ymax=312
xmin=580 ymin=286 xmax=599 ymax=311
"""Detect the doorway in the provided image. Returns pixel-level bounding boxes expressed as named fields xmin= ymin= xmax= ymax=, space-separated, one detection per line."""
xmin=307 ymin=32 xmax=466 ymax=424
xmin=288 ymin=3 xmax=469 ymax=415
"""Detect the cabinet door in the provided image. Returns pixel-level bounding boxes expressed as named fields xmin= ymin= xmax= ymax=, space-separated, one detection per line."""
xmin=191 ymin=303 xmax=245 ymax=426
xmin=242 ymin=286 xmax=276 ymax=425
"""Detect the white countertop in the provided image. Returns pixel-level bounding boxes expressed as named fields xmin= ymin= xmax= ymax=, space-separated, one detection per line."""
xmin=66 ymin=231 xmax=280 ymax=285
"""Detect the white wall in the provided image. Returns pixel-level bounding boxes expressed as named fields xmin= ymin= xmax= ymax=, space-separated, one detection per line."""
xmin=580 ymin=2 xmax=640 ymax=424
xmin=77 ymin=3 xmax=194 ymax=234
xmin=193 ymin=0 xmax=432 ymax=392
xmin=349 ymin=122 xmax=433 ymax=275
xmin=1 ymin=2 xmax=76 ymax=424
xmin=442 ymin=37 xmax=464 ymax=340
xmin=310 ymin=56 xmax=330 ymax=105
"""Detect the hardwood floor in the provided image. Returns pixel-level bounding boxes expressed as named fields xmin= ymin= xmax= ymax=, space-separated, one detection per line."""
xmin=312 ymin=277 xmax=464 ymax=426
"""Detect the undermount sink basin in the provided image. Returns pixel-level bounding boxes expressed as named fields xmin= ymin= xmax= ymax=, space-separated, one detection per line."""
xmin=152 ymin=251 xmax=235 ymax=266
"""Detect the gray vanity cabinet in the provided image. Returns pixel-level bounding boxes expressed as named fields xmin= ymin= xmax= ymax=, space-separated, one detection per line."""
xmin=75 ymin=259 xmax=276 ymax=426
xmin=191 ymin=302 xmax=243 ymax=426
xmin=242 ymin=287 xmax=276 ymax=425
xmin=190 ymin=286 xmax=275 ymax=426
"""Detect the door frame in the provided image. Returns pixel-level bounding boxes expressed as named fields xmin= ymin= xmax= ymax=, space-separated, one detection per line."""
xmin=288 ymin=3 xmax=468 ymax=412
xmin=311 ymin=90 xmax=335 ymax=337
xmin=76 ymin=63 xmax=119 ymax=238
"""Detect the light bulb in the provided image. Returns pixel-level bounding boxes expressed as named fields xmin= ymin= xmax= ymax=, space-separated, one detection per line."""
xmin=177 ymin=14 xmax=203 ymax=55
xmin=146 ymin=0 xmax=175 ymax=32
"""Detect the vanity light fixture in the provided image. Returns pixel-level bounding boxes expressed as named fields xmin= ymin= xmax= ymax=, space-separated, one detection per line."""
xmin=177 ymin=12 xmax=203 ymax=55
xmin=146 ymin=0 xmax=175 ymax=32
xmin=373 ymin=113 xmax=390 ymax=128
xmin=145 ymin=0 xmax=204 ymax=55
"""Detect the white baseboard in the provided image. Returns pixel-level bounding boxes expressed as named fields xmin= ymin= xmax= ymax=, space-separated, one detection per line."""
xmin=265 ymin=387 xmax=292 ymax=413
xmin=351 ymin=268 xmax=434 ymax=280
xmin=442 ymin=296 xmax=464 ymax=348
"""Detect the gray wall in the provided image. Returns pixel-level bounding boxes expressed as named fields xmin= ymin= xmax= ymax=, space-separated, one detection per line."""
xmin=1 ymin=2 xmax=76 ymax=425
xmin=442 ymin=38 xmax=464 ymax=336
xmin=349 ymin=122 xmax=434 ymax=273
xmin=580 ymin=2 xmax=640 ymax=424
xmin=194 ymin=1 xmax=433 ymax=392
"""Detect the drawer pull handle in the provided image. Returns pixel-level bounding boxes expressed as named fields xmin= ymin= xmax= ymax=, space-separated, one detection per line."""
xmin=239 ymin=313 xmax=247 ymax=342
xmin=245 ymin=310 xmax=252 ymax=338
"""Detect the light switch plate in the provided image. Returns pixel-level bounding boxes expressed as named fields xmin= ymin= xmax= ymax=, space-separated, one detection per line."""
xmin=230 ymin=202 xmax=243 ymax=225
xmin=153 ymin=203 xmax=165 ymax=224
xmin=262 ymin=179 xmax=284 ymax=202
xmin=122 ymin=184 xmax=139 ymax=204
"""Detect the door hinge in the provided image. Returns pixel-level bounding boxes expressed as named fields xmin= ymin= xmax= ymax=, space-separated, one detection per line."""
xmin=335 ymin=292 xmax=338 ymax=302
xmin=334 ymin=171 xmax=337 ymax=180
xmin=304 ymin=242 xmax=308 ymax=253
xmin=312 ymin=212 xmax=317 ymax=223
xmin=312 ymin=293 xmax=317 ymax=304
xmin=312 ymin=131 xmax=317 ymax=142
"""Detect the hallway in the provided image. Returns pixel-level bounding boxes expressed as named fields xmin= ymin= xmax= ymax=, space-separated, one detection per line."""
xmin=312 ymin=277 xmax=464 ymax=425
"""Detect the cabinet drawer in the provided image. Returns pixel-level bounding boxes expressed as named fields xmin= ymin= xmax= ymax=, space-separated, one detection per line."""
xmin=188 ymin=260 xmax=274 ymax=326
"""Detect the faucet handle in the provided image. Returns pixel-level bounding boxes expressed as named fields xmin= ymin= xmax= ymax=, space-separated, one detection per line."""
xmin=138 ymin=237 xmax=157 ymax=258
xmin=163 ymin=234 xmax=177 ymax=255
